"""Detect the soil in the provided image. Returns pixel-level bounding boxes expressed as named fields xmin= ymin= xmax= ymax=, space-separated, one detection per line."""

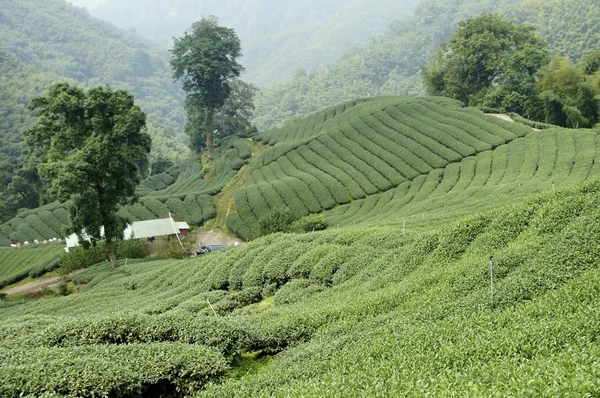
xmin=2 ymin=276 xmax=63 ymax=297
xmin=195 ymin=229 xmax=241 ymax=247
xmin=487 ymin=113 xmax=515 ymax=123
xmin=1 ymin=270 xmax=82 ymax=297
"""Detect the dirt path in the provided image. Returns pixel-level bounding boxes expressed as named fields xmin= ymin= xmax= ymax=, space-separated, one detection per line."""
xmin=1 ymin=270 xmax=83 ymax=297
xmin=486 ymin=113 xmax=541 ymax=131
xmin=213 ymin=141 xmax=265 ymax=229
xmin=195 ymin=229 xmax=240 ymax=246
xmin=487 ymin=113 xmax=515 ymax=123
xmin=2 ymin=276 xmax=63 ymax=297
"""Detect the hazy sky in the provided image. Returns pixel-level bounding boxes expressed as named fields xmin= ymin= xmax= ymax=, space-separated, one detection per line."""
xmin=67 ymin=0 xmax=107 ymax=9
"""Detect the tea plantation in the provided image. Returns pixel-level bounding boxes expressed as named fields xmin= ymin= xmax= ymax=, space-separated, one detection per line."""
xmin=1 ymin=96 xmax=600 ymax=396
xmin=226 ymin=97 xmax=534 ymax=239
xmin=0 ymin=138 xmax=253 ymax=245
xmin=0 ymin=244 xmax=63 ymax=288
xmin=1 ymin=178 xmax=600 ymax=396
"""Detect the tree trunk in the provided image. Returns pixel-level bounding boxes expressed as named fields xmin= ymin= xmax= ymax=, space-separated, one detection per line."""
xmin=205 ymin=108 xmax=215 ymax=161
xmin=106 ymin=240 xmax=118 ymax=268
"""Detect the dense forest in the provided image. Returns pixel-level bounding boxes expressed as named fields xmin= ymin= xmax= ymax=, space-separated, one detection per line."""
xmin=252 ymin=0 xmax=600 ymax=131
xmin=85 ymin=0 xmax=421 ymax=87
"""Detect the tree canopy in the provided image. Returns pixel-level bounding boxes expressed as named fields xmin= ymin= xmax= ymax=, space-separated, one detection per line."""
xmin=536 ymin=53 xmax=600 ymax=128
xmin=184 ymin=79 xmax=258 ymax=153
xmin=26 ymin=83 xmax=151 ymax=267
xmin=423 ymin=14 xmax=548 ymax=109
xmin=170 ymin=16 xmax=243 ymax=159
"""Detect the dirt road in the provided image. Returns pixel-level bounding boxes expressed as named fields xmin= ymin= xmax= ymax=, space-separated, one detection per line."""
xmin=2 ymin=276 xmax=63 ymax=296
xmin=195 ymin=229 xmax=240 ymax=247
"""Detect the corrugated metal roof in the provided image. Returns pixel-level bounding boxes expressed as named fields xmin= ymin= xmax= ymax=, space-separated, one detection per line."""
xmin=175 ymin=221 xmax=190 ymax=230
xmin=66 ymin=218 xmax=187 ymax=249
xmin=126 ymin=218 xmax=178 ymax=239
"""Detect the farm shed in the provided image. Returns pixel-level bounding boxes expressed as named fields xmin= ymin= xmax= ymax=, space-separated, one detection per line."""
xmin=65 ymin=217 xmax=190 ymax=251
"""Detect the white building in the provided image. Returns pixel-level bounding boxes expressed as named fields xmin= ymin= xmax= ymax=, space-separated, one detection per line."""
xmin=65 ymin=217 xmax=190 ymax=251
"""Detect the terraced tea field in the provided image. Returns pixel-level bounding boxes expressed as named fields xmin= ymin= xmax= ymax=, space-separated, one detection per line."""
xmin=1 ymin=178 xmax=600 ymax=396
xmin=2 ymin=96 xmax=600 ymax=396
xmin=0 ymin=244 xmax=64 ymax=288
xmin=0 ymin=138 xmax=253 ymax=245
xmin=227 ymin=97 xmax=535 ymax=239
xmin=327 ymin=128 xmax=600 ymax=231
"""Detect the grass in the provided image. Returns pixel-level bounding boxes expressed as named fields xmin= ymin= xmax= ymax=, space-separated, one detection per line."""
xmin=213 ymin=141 xmax=266 ymax=230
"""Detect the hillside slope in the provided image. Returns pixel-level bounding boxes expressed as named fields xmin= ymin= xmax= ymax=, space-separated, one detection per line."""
xmin=253 ymin=0 xmax=600 ymax=131
xmin=1 ymin=177 xmax=600 ymax=395
xmin=227 ymin=97 xmax=536 ymax=239
xmin=0 ymin=138 xmax=253 ymax=245
xmin=0 ymin=0 xmax=188 ymax=163
xmin=90 ymin=0 xmax=420 ymax=88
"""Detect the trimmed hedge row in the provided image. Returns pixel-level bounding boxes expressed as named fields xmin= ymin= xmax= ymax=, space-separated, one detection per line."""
xmin=228 ymin=97 xmax=547 ymax=239
xmin=0 ymin=343 xmax=228 ymax=397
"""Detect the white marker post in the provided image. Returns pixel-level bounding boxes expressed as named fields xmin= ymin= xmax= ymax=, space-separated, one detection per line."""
xmin=206 ymin=298 xmax=218 ymax=317
xmin=489 ymin=256 xmax=494 ymax=310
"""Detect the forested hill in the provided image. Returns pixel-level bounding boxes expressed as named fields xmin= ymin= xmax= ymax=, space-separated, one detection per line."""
xmin=0 ymin=0 xmax=189 ymax=164
xmin=86 ymin=0 xmax=421 ymax=88
xmin=253 ymin=0 xmax=600 ymax=131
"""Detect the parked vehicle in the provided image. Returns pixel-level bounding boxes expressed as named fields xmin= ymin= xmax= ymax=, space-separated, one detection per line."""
xmin=195 ymin=244 xmax=229 ymax=255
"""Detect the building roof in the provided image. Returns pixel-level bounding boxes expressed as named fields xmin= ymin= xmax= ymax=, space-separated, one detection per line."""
xmin=66 ymin=217 xmax=189 ymax=249
xmin=125 ymin=218 xmax=178 ymax=240
xmin=175 ymin=221 xmax=190 ymax=230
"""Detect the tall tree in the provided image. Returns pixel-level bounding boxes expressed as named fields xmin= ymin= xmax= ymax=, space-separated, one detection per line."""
xmin=536 ymin=53 xmax=600 ymax=128
xmin=184 ymin=79 xmax=258 ymax=152
xmin=170 ymin=16 xmax=243 ymax=160
xmin=423 ymin=14 xmax=547 ymax=108
xmin=26 ymin=83 xmax=151 ymax=267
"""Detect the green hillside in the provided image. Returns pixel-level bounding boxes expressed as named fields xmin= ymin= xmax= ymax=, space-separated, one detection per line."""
xmin=2 ymin=94 xmax=600 ymax=395
xmin=253 ymin=0 xmax=600 ymax=131
xmin=0 ymin=244 xmax=63 ymax=288
xmin=0 ymin=138 xmax=253 ymax=245
xmin=327 ymin=128 xmax=599 ymax=230
xmin=227 ymin=97 xmax=534 ymax=239
xmin=0 ymin=0 xmax=188 ymax=164
xmin=1 ymin=176 xmax=600 ymax=395
xmin=90 ymin=0 xmax=420 ymax=87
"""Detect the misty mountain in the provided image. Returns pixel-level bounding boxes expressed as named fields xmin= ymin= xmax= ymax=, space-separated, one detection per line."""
xmin=85 ymin=0 xmax=421 ymax=87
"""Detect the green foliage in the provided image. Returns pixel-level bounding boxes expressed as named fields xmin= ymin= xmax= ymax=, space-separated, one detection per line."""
xmin=253 ymin=0 xmax=600 ymax=132
xmin=423 ymin=14 xmax=548 ymax=113
xmin=0 ymin=343 xmax=228 ymax=397
xmin=171 ymin=16 xmax=243 ymax=158
xmin=274 ymin=279 xmax=326 ymax=306
xmin=26 ymin=83 xmax=152 ymax=266
xmin=60 ymin=240 xmax=151 ymax=273
xmin=184 ymin=79 xmax=259 ymax=153
xmin=229 ymin=97 xmax=531 ymax=239
xmin=2 ymin=176 xmax=600 ymax=394
xmin=0 ymin=244 xmax=64 ymax=288
xmin=535 ymin=54 xmax=600 ymax=128
xmin=91 ymin=0 xmax=420 ymax=88
xmin=258 ymin=207 xmax=298 ymax=236
xmin=290 ymin=214 xmax=328 ymax=232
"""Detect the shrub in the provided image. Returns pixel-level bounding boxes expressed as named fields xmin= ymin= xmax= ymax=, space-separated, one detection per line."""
xmin=258 ymin=207 xmax=298 ymax=235
xmin=290 ymin=213 xmax=328 ymax=232
xmin=274 ymin=279 xmax=326 ymax=306
xmin=154 ymin=236 xmax=194 ymax=259
xmin=116 ymin=239 xmax=152 ymax=259
xmin=0 ymin=343 xmax=228 ymax=397
xmin=60 ymin=245 xmax=107 ymax=273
